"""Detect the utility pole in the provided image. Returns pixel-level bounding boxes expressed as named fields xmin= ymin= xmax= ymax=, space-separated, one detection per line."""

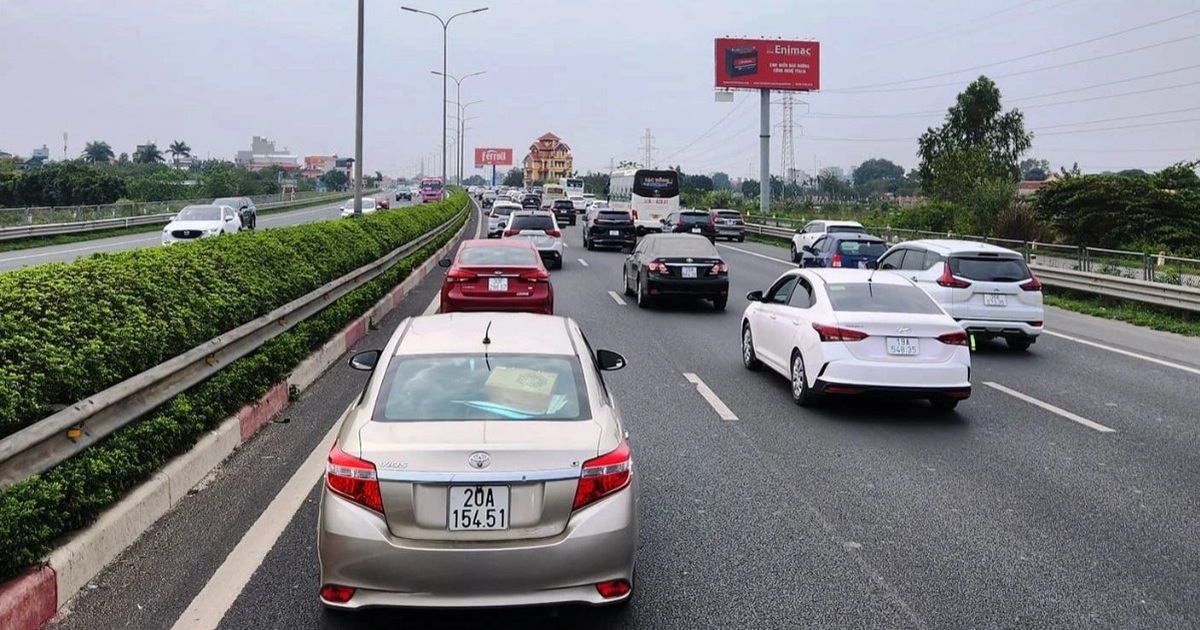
xmin=638 ymin=128 xmax=657 ymax=169
xmin=780 ymin=94 xmax=795 ymax=196
xmin=353 ymin=0 xmax=364 ymax=214
xmin=759 ymin=89 xmax=770 ymax=216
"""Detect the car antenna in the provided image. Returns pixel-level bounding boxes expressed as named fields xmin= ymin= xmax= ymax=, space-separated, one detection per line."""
xmin=482 ymin=321 xmax=492 ymax=370
xmin=867 ymin=260 xmax=878 ymax=298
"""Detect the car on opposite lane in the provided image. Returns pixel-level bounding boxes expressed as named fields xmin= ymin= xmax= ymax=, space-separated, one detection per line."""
xmin=396 ymin=188 xmax=413 ymax=202
xmin=340 ymin=198 xmax=379 ymax=218
xmin=583 ymin=207 xmax=637 ymax=252
xmin=503 ymin=210 xmax=566 ymax=270
xmin=741 ymin=268 xmax=972 ymax=410
xmin=438 ymin=239 xmax=553 ymax=314
xmin=212 ymin=196 xmax=257 ymax=230
xmin=318 ymin=312 xmax=637 ymax=612
xmin=621 ymin=233 xmax=729 ymax=310
xmin=790 ymin=220 xmax=868 ymax=262
xmin=486 ymin=201 xmax=522 ymax=238
xmin=162 ymin=204 xmax=242 ymax=245
xmin=877 ymin=240 xmax=1045 ymax=351
xmin=800 ymin=234 xmax=889 ymax=270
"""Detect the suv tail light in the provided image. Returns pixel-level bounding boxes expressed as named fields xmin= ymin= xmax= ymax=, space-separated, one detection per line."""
xmin=711 ymin=261 xmax=728 ymax=274
xmin=326 ymin=441 xmax=384 ymax=513
xmin=1020 ymin=272 xmax=1042 ymax=291
xmin=831 ymin=253 xmax=843 ymax=268
xmin=545 ymin=229 xmax=561 ymax=237
xmin=444 ymin=268 xmax=478 ymax=283
xmin=936 ymin=262 xmax=972 ymax=288
xmin=573 ymin=440 xmax=632 ymax=511
xmin=631 ymin=209 xmax=638 ymax=219
xmin=937 ymin=331 xmax=970 ymax=346
xmin=503 ymin=229 xmax=519 ymax=237
xmin=519 ymin=268 xmax=550 ymax=283
xmin=646 ymin=260 xmax=669 ymax=274
xmin=812 ymin=322 xmax=869 ymax=342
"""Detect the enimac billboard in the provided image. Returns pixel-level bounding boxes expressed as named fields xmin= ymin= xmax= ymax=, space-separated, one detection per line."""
xmin=714 ymin=38 xmax=820 ymax=91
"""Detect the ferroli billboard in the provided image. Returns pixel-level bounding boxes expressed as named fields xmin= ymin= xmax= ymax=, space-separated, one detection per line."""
xmin=473 ymin=147 xmax=513 ymax=167
xmin=714 ymin=38 xmax=820 ymax=91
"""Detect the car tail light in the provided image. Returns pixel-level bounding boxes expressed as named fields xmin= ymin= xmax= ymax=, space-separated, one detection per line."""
xmin=595 ymin=580 xmax=632 ymax=599
xmin=444 ymin=268 xmax=478 ymax=283
xmin=936 ymin=263 xmax=972 ymax=288
xmin=831 ymin=253 xmax=843 ymax=268
xmin=676 ymin=220 xmax=686 ymax=227
xmin=631 ymin=209 xmax=638 ymax=219
xmin=812 ymin=322 xmax=869 ymax=342
xmin=711 ymin=261 xmax=728 ymax=274
xmin=320 ymin=584 xmax=356 ymax=604
xmin=503 ymin=229 xmax=519 ymax=237
xmin=520 ymin=268 xmax=550 ymax=283
xmin=573 ymin=440 xmax=632 ymax=511
xmin=937 ymin=331 xmax=970 ymax=346
xmin=326 ymin=441 xmax=384 ymax=513
xmin=646 ymin=260 xmax=669 ymax=274
xmin=1020 ymin=272 xmax=1042 ymax=291
xmin=545 ymin=229 xmax=561 ymax=237
xmin=1028 ymin=321 xmax=1043 ymax=327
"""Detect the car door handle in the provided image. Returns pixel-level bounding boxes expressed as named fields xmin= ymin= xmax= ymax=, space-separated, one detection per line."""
xmin=769 ymin=314 xmax=778 ymax=320
xmin=792 ymin=319 xmax=801 ymax=325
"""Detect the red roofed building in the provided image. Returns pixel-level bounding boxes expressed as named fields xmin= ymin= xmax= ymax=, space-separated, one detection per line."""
xmin=522 ymin=132 xmax=574 ymax=184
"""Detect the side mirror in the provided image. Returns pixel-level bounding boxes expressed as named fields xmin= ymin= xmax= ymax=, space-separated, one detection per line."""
xmin=746 ymin=290 xmax=764 ymax=302
xmin=438 ymin=258 xmax=452 ymax=268
xmin=240 ymin=205 xmax=248 ymax=210
xmin=225 ymin=216 xmax=234 ymax=222
xmin=349 ymin=349 xmax=381 ymax=371
xmin=802 ymin=245 xmax=814 ymax=254
xmin=794 ymin=228 xmax=804 ymax=234
xmin=595 ymin=349 xmax=626 ymax=371
xmin=864 ymin=260 xmax=880 ymax=270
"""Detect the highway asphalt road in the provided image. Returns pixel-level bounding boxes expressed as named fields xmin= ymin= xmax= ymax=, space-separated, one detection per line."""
xmin=46 ymin=210 xmax=1200 ymax=629
xmin=0 ymin=198 xmax=413 ymax=273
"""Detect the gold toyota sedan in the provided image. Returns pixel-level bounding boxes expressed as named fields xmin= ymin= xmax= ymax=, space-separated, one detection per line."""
xmin=317 ymin=312 xmax=638 ymax=612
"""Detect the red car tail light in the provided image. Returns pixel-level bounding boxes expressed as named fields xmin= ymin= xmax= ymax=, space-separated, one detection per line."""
xmin=595 ymin=580 xmax=632 ymax=599
xmin=1020 ymin=272 xmax=1042 ymax=291
xmin=631 ymin=209 xmax=638 ymax=219
xmin=444 ymin=268 xmax=478 ymax=283
xmin=711 ymin=261 xmax=728 ymax=274
xmin=503 ymin=229 xmax=519 ymax=237
xmin=937 ymin=331 xmax=970 ymax=346
xmin=545 ymin=229 xmax=561 ymax=237
xmin=646 ymin=260 xmax=669 ymax=274
xmin=812 ymin=322 xmax=869 ymax=342
xmin=326 ymin=441 xmax=384 ymax=513
xmin=831 ymin=253 xmax=843 ymax=268
xmin=573 ymin=440 xmax=632 ymax=511
xmin=320 ymin=584 xmax=356 ymax=604
xmin=936 ymin=263 xmax=972 ymax=288
xmin=520 ymin=268 xmax=551 ymax=283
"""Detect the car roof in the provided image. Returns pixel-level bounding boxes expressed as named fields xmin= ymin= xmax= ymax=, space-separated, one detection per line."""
xmin=821 ymin=233 xmax=885 ymax=243
xmin=459 ymin=238 xmax=534 ymax=249
xmin=813 ymin=220 xmax=863 ymax=227
xmin=644 ymin=233 xmax=713 ymax=244
xmin=899 ymin=239 xmax=1021 ymax=256
xmin=512 ymin=209 xmax=553 ymax=217
xmin=799 ymin=268 xmax=914 ymax=286
xmin=492 ymin=201 xmax=520 ymax=208
xmin=394 ymin=313 xmax=579 ymax=357
xmin=181 ymin=204 xmax=221 ymax=211
xmin=713 ymin=208 xmax=740 ymax=213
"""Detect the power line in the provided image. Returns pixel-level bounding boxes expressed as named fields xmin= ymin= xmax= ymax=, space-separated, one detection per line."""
xmin=827 ymin=33 xmax=1200 ymax=94
xmin=797 ymin=115 xmax=1200 ymax=143
xmin=827 ymin=7 xmax=1200 ymax=92
xmin=1037 ymin=117 xmax=1200 ymax=136
xmin=659 ymin=95 xmax=752 ymax=163
xmin=1008 ymin=64 xmax=1200 ymax=101
xmin=1034 ymin=105 xmax=1200 ymax=130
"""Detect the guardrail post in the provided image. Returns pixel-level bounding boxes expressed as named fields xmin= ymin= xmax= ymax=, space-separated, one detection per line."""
xmin=1079 ymin=247 xmax=1089 ymax=273
xmin=24 ymin=208 xmax=32 ymax=225
xmin=1143 ymin=254 xmax=1153 ymax=282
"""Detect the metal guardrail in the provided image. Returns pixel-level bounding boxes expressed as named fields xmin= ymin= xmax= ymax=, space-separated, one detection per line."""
xmin=0 ymin=198 xmax=470 ymax=489
xmin=744 ymin=221 xmax=1200 ymax=311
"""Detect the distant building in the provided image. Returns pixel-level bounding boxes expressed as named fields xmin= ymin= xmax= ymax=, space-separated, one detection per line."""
xmin=1017 ymin=173 xmax=1059 ymax=198
xmin=30 ymin=145 xmax=50 ymax=161
xmin=302 ymin=155 xmax=338 ymax=179
xmin=522 ymin=132 xmax=574 ymax=184
xmin=235 ymin=135 xmax=299 ymax=171
xmin=819 ymin=166 xmax=847 ymax=181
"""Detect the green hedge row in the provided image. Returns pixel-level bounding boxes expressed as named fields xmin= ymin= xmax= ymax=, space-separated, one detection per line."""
xmin=0 ymin=194 xmax=467 ymax=581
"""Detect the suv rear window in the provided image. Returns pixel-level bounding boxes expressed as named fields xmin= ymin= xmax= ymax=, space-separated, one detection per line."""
xmin=510 ymin=214 xmax=556 ymax=231
xmin=374 ymin=354 xmax=588 ymax=421
xmin=596 ymin=210 xmax=633 ymax=222
xmin=825 ymin=283 xmax=944 ymax=314
xmin=715 ymin=211 xmax=743 ymax=221
xmin=491 ymin=205 xmax=516 ymax=216
xmin=553 ymin=200 xmax=574 ymax=209
xmin=828 ymin=225 xmax=867 ymax=234
xmin=679 ymin=212 xmax=711 ymax=224
xmin=949 ymin=255 xmax=1031 ymax=282
xmin=837 ymin=240 xmax=887 ymax=257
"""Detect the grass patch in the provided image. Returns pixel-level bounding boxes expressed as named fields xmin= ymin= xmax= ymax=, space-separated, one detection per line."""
xmin=1044 ymin=288 xmax=1200 ymax=337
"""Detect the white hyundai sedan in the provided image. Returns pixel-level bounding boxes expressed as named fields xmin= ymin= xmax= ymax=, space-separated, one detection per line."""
xmin=740 ymin=268 xmax=972 ymax=411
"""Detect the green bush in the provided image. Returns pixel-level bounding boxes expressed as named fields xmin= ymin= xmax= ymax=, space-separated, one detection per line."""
xmin=0 ymin=195 xmax=468 ymax=581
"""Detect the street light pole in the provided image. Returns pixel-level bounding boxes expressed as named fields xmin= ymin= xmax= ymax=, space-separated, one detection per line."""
xmin=432 ymin=70 xmax=485 ymax=185
xmin=402 ymin=6 xmax=488 ymax=186
xmin=353 ymin=0 xmax=365 ymax=214
xmin=459 ymin=101 xmax=482 ymax=184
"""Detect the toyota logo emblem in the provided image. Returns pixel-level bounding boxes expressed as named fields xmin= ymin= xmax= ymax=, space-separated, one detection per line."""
xmin=468 ymin=452 xmax=491 ymax=469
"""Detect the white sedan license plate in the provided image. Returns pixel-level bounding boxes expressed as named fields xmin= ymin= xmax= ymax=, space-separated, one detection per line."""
xmin=691 ymin=227 xmax=701 ymax=233
xmin=886 ymin=337 xmax=920 ymax=356
xmin=983 ymin=293 xmax=1007 ymax=307
xmin=448 ymin=485 xmax=510 ymax=531
xmin=609 ymin=230 xmax=620 ymax=236
xmin=488 ymin=277 xmax=508 ymax=292
xmin=681 ymin=266 xmax=698 ymax=278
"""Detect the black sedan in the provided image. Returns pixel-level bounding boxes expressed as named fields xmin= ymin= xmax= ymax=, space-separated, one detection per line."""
xmin=621 ymin=233 xmax=729 ymax=310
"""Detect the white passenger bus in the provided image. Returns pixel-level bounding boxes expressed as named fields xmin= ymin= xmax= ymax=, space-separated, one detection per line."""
xmin=608 ymin=168 xmax=680 ymax=234
xmin=560 ymin=177 xmax=585 ymax=198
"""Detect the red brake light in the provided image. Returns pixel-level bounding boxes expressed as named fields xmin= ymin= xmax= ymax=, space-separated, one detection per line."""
xmin=573 ymin=440 xmax=632 ymax=511
xmin=631 ymin=209 xmax=638 ymax=219
xmin=320 ymin=584 xmax=356 ymax=604
xmin=831 ymin=253 xmax=843 ymax=268
xmin=326 ymin=441 xmax=384 ymax=513
xmin=503 ymin=229 xmax=519 ymax=237
xmin=936 ymin=263 xmax=972 ymax=289
xmin=711 ymin=261 xmax=728 ymax=274
xmin=519 ymin=268 xmax=551 ymax=283
xmin=445 ymin=268 xmax=477 ymax=283
xmin=937 ymin=330 xmax=970 ymax=346
xmin=812 ymin=322 xmax=869 ymax=342
xmin=646 ymin=260 xmax=668 ymax=274
xmin=1020 ymin=271 xmax=1042 ymax=291
xmin=595 ymin=580 xmax=632 ymax=599
xmin=545 ymin=229 xmax=561 ymax=237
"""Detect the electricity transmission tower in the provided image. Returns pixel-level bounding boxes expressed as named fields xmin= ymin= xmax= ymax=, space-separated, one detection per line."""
xmin=638 ymin=128 xmax=657 ymax=169
xmin=780 ymin=94 xmax=796 ymax=189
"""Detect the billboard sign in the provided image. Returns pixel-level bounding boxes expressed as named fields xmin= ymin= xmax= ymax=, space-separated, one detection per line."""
xmin=473 ymin=147 xmax=513 ymax=167
xmin=714 ymin=38 xmax=820 ymax=91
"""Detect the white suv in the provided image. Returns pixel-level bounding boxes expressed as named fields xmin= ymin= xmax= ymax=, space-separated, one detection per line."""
xmin=790 ymin=220 xmax=867 ymax=262
xmin=487 ymin=201 xmax=522 ymax=237
xmin=877 ymin=240 xmax=1044 ymax=351
xmin=502 ymin=210 xmax=566 ymax=269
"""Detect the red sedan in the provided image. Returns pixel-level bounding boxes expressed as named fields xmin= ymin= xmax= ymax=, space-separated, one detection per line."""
xmin=438 ymin=239 xmax=554 ymax=314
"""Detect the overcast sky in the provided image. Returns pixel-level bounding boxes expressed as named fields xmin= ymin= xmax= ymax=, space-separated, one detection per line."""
xmin=2 ymin=0 xmax=1198 ymax=179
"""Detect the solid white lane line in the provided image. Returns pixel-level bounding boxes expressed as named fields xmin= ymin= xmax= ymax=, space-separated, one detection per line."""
xmin=984 ymin=382 xmax=1115 ymax=433
xmin=607 ymin=290 xmax=626 ymax=306
xmin=578 ymin=258 xmax=589 ymax=267
xmin=168 ymin=420 xmax=341 ymax=630
xmin=1044 ymin=331 xmax=1200 ymax=377
xmin=718 ymin=244 xmax=792 ymax=266
xmin=0 ymin=236 xmax=160 ymax=262
xmin=683 ymin=373 xmax=739 ymax=421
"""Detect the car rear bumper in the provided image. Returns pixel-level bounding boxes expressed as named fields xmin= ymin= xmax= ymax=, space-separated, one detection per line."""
xmin=317 ymin=487 xmax=636 ymax=609
xmin=815 ymin=356 xmax=971 ymax=397
xmin=645 ymin=276 xmax=729 ymax=296
xmin=588 ymin=230 xmax=636 ymax=247
xmin=814 ymin=379 xmax=972 ymax=400
xmin=715 ymin=227 xmax=745 ymax=238
xmin=956 ymin=319 xmax=1043 ymax=339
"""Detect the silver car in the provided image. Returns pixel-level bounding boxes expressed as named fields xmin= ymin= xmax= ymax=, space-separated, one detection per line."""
xmin=318 ymin=312 xmax=638 ymax=611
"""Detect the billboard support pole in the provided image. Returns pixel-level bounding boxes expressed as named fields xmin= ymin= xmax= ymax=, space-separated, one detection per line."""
xmin=491 ymin=164 xmax=496 ymax=187
xmin=759 ymin=88 xmax=771 ymax=216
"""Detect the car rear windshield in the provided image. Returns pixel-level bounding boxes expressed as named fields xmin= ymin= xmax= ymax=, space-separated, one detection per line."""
xmin=510 ymin=215 xmax=556 ymax=231
xmin=491 ymin=205 xmax=517 ymax=216
xmin=837 ymin=240 xmax=887 ymax=257
xmin=825 ymin=283 xmax=944 ymax=314
xmin=373 ymin=354 xmax=589 ymax=421
xmin=949 ymin=255 xmax=1031 ymax=282
xmin=652 ymin=237 xmax=720 ymax=257
xmin=212 ymin=198 xmax=243 ymax=207
xmin=459 ymin=247 xmax=539 ymax=266
xmin=553 ymin=200 xmax=574 ymax=209
xmin=596 ymin=210 xmax=632 ymax=221
xmin=827 ymin=225 xmax=867 ymax=234
xmin=715 ymin=211 xmax=743 ymax=219
xmin=679 ymin=212 xmax=711 ymax=224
